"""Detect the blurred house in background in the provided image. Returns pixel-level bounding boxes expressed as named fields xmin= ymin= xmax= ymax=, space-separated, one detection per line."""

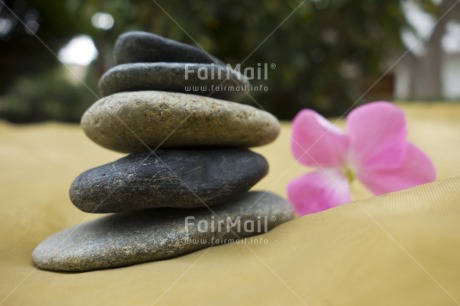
xmin=395 ymin=49 xmax=460 ymax=101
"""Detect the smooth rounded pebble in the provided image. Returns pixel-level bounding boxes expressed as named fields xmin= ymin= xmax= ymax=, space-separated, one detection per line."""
xmin=99 ymin=63 xmax=249 ymax=102
xmin=33 ymin=191 xmax=295 ymax=272
xmin=114 ymin=31 xmax=223 ymax=65
xmin=81 ymin=91 xmax=280 ymax=153
xmin=70 ymin=149 xmax=268 ymax=213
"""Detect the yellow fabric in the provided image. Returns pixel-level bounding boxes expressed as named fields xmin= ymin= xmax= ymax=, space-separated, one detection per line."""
xmin=1 ymin=104 xmax=459 ymax=305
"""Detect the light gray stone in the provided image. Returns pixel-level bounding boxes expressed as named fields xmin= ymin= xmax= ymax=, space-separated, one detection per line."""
xmin=81 ymin=91 xmax=280 ymax=153
xmin=32 ymin=191 xmax=294 ymax=272
xmin=70 ymin=149 xmax=268 ymax=213
xmin=114 ymin=31 xmax=223 ymax=65
xmin=99 ymin=63 xmax=249 ymax=102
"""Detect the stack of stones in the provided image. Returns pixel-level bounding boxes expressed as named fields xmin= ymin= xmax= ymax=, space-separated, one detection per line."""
xmin=33 ymin=31 xmax=294 ymax=272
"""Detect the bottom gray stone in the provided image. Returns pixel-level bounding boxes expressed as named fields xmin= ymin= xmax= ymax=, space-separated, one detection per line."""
xmin=32 ymin=191 xmax=294 ymax=272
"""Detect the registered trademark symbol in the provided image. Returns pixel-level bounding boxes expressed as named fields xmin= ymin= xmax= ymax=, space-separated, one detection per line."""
xmin=271 ymin=216 xmax=277 ymax=222
xmin=270 ymin=63 xmax=276 ymax=69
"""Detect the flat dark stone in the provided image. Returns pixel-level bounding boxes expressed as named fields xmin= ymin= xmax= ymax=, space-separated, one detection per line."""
xmin=114 ymin=31 xmax=223 ymax=65
xmin=33 ymin=191 xmax=295 ymax=272
xmin=69 ymin=149 xmax=268 ymax=213
xmin=99 ymin=63 xmax=249 ymax=102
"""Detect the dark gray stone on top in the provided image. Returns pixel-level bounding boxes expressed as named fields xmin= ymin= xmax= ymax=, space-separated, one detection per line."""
xmin=69 ymin=149 xmax=268 ymax=213
xmin=114 ymin=31 xmax=223 ymax=65
xmin=33 ymin=191 xmax=295 ymax=272
xmin=99 ymin=63 xmax=249 ymax=101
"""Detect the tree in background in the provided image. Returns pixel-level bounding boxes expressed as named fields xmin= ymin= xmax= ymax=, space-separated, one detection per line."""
xmin=404 ymin=0 xmax=460 ymax=100
xmin=1 ymin=0 xmax=411 ymax=122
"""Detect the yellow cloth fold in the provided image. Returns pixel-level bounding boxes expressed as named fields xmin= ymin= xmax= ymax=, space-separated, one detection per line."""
xmin=1 ymin=104 xmax=459 ymax=305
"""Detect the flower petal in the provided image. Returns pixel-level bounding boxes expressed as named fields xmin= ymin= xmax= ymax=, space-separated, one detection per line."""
xmin=358 ymin=143 xmax=436 ymax=195
xmin=287 ymin=170 xmax=351 ymax=216
xmin=292 ymin=109 xmax=349 ymax=168
xmin=347 ymin=102 xmax=407 ymax=169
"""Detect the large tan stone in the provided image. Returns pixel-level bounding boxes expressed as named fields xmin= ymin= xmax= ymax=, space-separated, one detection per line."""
xmin=82 ymin=91 xmax=280 ymax=153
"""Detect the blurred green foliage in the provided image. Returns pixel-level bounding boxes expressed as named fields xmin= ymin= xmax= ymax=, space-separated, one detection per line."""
xmin=0 ymin=67 xmax=97 ymax=122
xmin=1 ymin=0 xmax=410 ymax=122
xmin=0 ymin=0 xmax=81 ymax=92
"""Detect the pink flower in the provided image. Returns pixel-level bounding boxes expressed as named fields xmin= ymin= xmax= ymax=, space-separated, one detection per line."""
xmin=287 ymin=102 xmax=436 ymax=216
